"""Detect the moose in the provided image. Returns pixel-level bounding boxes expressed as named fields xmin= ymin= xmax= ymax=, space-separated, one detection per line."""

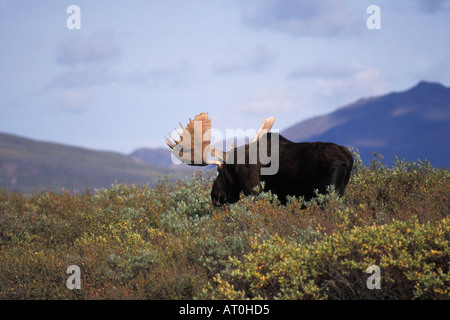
xmin=165 ymin=113 xmax=353 ymax=206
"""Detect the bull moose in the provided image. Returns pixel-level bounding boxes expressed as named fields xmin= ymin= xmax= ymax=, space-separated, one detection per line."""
xmin=165 ymin=113 xmax=353 ymax=206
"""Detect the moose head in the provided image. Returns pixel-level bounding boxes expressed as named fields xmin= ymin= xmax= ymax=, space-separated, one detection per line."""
xmin=165 ymin=112 xmax=276 ymax=206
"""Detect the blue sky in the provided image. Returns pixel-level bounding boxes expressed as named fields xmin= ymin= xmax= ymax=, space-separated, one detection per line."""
xmin=1 ymin=0 xmax=449 ymax=153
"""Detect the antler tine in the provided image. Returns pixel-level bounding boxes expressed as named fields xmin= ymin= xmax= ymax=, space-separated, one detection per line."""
xmin=169 ymin=132 xmax=180 ymax=144
xmin=164 ymin=122 xmax=186 ymax=153
xmin=253 ymin=116 xmax=275 ymax=142
xmin=253 ymin=118 xmax=266 ymax=142
xmin=165 ymin=136 xmax=175 ymax=149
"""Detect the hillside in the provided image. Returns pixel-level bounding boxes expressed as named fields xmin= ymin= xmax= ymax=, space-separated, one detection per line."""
xmin=0 ymin=132 xmax=188 ymax=194
xmin=282 ymin=81 xmax=450 ymax=167
xmin=130 ymin=147 xmax=174 ymax=168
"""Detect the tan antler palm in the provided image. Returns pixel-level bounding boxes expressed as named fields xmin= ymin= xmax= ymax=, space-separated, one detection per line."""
xmin=165 ymin=112 xmax=223 ymax=166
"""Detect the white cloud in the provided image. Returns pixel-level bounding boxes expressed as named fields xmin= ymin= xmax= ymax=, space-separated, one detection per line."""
xmin=287 ymin=63 xmax=356 ymax=79
xmin=125 ymin=59 xmax=192 ymax=88
xmin=310 ymin=62 xmax=389 ymax=110
xmin=53 ymin=89 xmax=94 ymax=113
xmin=413 ymin=60 xmax=450 ymax=84
xmin=416 ymin=0 xmax=450 ymax=13
xmin=238 ymin=0 xmax=358 ymax=37
xmin=223 ymin=62 xmax=388 ymax=133
xmin=213 ymin=46 xmax=277 ymax=75
xmin=56 ymin=34 xmax=120 ymax=66
xmin=50 ymin=34 xmax=121 ymax=91
xmin=239 ymin=88 xmax=294 ymax=115
xmin=49 ymin=67 xmax=116 ymax=89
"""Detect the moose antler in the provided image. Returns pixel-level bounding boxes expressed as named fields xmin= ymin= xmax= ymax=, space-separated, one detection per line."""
xmin=165 ymin=112 xmax=223 ymax=166
xmin=253 ymin=117 xmax=275 ymax=142
xmin=166 ymin=113 xmax=275 ymax=166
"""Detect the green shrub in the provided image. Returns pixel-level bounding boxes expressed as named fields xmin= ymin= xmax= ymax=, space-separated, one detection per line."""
xmin=202 ymin=218 xmax=449 ymax=300
xmin=0 ymin=154 xmax=448 ymax=299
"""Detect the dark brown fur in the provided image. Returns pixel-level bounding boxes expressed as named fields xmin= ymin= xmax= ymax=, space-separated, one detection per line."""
xmin=211 ymin=133 xmax=353 ymax=206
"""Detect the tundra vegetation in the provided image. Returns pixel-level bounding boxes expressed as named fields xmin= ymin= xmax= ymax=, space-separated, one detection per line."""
xmin=0 ymin=151 xmax=449 ymax=299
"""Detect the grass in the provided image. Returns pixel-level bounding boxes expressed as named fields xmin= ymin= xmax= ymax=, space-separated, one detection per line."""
xmin=0 ymin=151 xmax=449 ymax=299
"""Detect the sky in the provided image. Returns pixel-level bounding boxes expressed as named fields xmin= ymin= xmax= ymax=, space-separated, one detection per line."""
xmin=1 ymin=0 xmax=449 ymax=154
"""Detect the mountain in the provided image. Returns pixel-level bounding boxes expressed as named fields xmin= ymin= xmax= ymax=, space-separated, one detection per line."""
xmin=130 ymin=148 xmax=174 ymax=167
xmin=282 ymin=81 xmax=450 ymax=168
xmin=130 ymin=147 xmax=215 ymax=171
xmin=130 ymin=147 xmax=192 ymax=170
xmin=0 ymin=132 xmax=190 ymax=194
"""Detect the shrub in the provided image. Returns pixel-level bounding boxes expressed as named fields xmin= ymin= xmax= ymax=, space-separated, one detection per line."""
xmin=202 ymin=218 xmax=449 ymax=300
xmin=0 ymin=153 xmax=448 ymax=299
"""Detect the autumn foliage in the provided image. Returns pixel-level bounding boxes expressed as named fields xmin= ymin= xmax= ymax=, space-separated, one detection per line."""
xmin=0 ymin=151 xmax=449 ymax=299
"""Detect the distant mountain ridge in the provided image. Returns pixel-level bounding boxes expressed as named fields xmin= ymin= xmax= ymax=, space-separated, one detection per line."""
xmin=282 ymin=81 xmax=450 ymax=167
xmin=130 ymin=147 xmax=193 ymax=170
xmin=0 ymin=132 xmax=189 ymax=193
